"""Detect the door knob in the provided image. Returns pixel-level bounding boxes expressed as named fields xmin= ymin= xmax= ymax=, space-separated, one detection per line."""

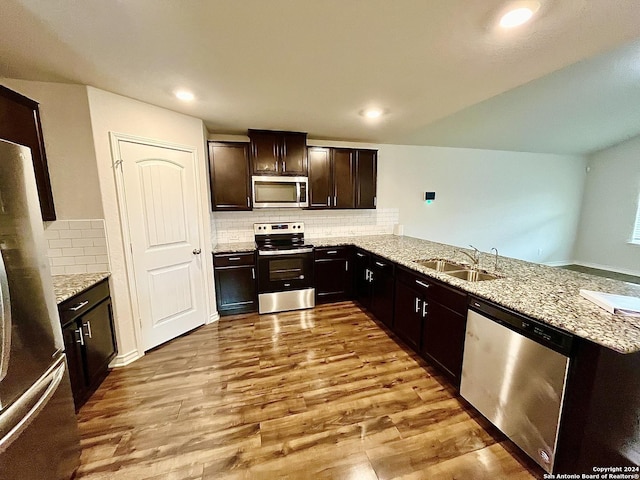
xmin=193 ymin=248 xmax=202 ymax=255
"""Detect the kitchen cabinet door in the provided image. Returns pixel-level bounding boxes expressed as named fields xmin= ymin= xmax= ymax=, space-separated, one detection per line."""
xmin=355 ymin=149 xmax=377 ymax=209
xmin=393 ymin=280 xmax=424 ymax=351
xmin=250 ymin=130 xmax=280 ymax=174
xmin=0 ymin=85 xmax=56 ymax=220
xmin=353 ymin=249 xmax=372 ymax=308
xmin=208 ymin=142 xmax=252 ymax=210
xmin=333 ymin=148 xmax=355 ymax=208
xmin=280 ymin=132 xmax=307 ymax=175
xmin=369 ymin=256 xmax=394 ymax=328
xmin=62 ymin=323 xmax=86 ymax=409
xmin=308 ymin=147 xmax=331 ymax=208
xmin=81 ymin=299 xmax=117 ymax=389
xmin=422 ymin=301 xmax=466 ymax=386
xmin=314 ymin=247 xmax=351 ymax=303
xmin=214 ymin=253 xmax=257 ymax=315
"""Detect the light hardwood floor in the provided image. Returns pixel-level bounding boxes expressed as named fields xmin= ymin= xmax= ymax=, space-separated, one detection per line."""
xmin=76 ymin=302 xmax=542 ymax=479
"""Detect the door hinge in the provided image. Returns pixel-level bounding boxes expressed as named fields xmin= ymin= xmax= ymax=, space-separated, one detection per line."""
xmin=114 ymin=159 xmax=124 ymax=169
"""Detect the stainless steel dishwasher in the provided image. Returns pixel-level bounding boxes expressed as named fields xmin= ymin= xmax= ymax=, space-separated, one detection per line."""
xmin=460 ymin=297 xmax=573 ymax=474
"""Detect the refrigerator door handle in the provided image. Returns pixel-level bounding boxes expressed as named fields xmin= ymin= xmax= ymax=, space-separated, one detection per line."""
xmin=0 ymin=250 xmax=12 ymax=382
xmin=0 ymin=357 xmax=65 ymax=454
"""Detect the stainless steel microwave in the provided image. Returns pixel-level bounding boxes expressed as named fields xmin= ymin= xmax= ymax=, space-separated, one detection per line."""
xmin=252 ymin=176 xmax=308 ymax=208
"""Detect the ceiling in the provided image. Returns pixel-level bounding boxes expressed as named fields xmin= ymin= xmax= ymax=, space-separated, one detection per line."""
xmin=1 ymin=0 xmax=640 ymax=155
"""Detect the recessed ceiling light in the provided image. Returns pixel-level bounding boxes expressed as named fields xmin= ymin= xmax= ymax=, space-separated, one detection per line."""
xmin=499 ymin=2 xmax=540 ymax=28
xmin=175 ymin=90 xmax=195 ymax=101
xmin=361 ymin=108 xmax=385 ymax=119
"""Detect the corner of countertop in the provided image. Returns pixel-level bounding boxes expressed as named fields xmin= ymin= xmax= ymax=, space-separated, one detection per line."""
xmin=52 ymin=272 xmax=111 ymax=304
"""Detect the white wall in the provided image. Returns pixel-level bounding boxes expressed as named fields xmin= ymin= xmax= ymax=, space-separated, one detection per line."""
xmin=573 ymin=134 xmax=640 ymax=276
xmin=1 ymin=79 xmax=103 ymax=219
xmin=85 ymin=87 xmax=215 ymax=366
xmin=377 ymin=144 xmax=586 ymax=264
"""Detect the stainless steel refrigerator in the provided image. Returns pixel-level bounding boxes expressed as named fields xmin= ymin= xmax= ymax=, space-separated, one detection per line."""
xmin=0 ymin=139 xmax=80 ymax=479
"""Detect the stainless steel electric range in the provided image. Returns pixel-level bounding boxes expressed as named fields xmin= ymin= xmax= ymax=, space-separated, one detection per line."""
xmin=254 ymin=222 xmax=315 ymax=314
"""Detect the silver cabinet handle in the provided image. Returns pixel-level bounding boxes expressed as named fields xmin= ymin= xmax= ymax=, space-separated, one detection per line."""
xmin=369 ymin=270 xmax=374 ymax=283
xmin=334 ymin=195 xmax=337 ymax=206
xmin=374 ymin=196 xmax=377 ymax=207
xmin=327 ymin=250 xmax=338 ymax=255
xmin=251 ymin=267 xmax=255 ymax=280
xmin=375 ymin=261 xmax=385 ymax=267
xmin=422 ymin=301 xmax=428 ymax=318
xmin=75 ymin=328 xmax=84 ymax=346
xmin=0 ymin=251 xmax=12 ymax=381
xmin=415 ymin=280 xmax=430 ymax=289
xmin=356 ymin=252 xmax=365 ymax=257
xmin=327 ymin=196 xmax=330 ymax=207
xmin=345 ymin=261 xmax=349 ymax=271
xmin=193 ymin=249 xmax=202 ymax=255
xmin=229 ymin=257 xmax=240 ymax=261
xmin=247 ymin=196 xmax=250 ymax=208
xmin=69 ymin=300 xmax=89 ymax=312
xmin=415 ymin=297 xmax=420 ymax=313
xmin=83 ymin=320 xmax=92 ymax=339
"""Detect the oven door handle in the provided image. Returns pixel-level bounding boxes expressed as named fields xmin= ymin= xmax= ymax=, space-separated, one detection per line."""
xmin=258 ymin=247 xmax=314 ymax=256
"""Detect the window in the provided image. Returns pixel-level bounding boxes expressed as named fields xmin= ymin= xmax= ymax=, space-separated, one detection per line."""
xmin=633 ymin=193 xmax=640 ymax=244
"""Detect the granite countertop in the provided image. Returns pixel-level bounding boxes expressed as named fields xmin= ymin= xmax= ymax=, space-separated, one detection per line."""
xmin=52 ymin=273 xmax=111 ymax=304
xmin=213 ymin=235 xmax=640 ymax=354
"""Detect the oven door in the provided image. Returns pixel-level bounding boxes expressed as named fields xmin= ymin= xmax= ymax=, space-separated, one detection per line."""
xmin=257 ymin=252 xmax=314 ymax=293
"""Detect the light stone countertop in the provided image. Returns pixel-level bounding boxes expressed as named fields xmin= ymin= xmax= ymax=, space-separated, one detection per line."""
xmin=52 ymin=273 xmax=111 ymax=304
xmin=213 ymin=235 xmax=640 ymax=354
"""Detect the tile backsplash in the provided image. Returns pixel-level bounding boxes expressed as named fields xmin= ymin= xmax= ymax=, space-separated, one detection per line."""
xmin=212 ymin=208 xmax=399 ymax=244
xmin=44 ymin=220 xmax=110 ymax=275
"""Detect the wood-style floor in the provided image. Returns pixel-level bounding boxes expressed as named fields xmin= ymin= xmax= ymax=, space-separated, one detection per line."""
xmin=75 ymin=302 xmax=542 ymax=480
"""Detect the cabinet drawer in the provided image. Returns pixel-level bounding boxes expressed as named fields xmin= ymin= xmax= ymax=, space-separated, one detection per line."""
xmin=58 ymin=279 xmax=110 ymax=327
xmin=214 ymin=252 xmax=255 ymax=267
xmin=314 ymin=247 xmax=348 ymax=260
xmin=396 ymin=267 xmax=467 ymax=315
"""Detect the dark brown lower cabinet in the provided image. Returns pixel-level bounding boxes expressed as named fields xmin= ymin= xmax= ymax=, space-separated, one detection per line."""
xmin=314 ymin=247 xmax=352 ymax=304
xmin=214 ymin=252 xmax=257 ymax=315
xmin=394 ymin=267 xmax=467 ymax=387
xmin=369 ymin=255 xmax=394 ymax=328
xmin=59 ymin=279 xmax=117 ymax=410
xmin=393 ymin=278 xmax=423 ymax=351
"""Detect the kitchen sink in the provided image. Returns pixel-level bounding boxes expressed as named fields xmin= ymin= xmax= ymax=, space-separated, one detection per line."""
xmin=414 ymin=258 xmax=503 ymax=282
xmin=446 ymin=269 xmax=502 ymax=282
xmin=414 ymin=259 xmax=466 ymax=272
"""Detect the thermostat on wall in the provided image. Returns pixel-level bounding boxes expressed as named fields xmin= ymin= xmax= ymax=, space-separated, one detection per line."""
xmin=424 ymin=192 xmax=436 ymax=204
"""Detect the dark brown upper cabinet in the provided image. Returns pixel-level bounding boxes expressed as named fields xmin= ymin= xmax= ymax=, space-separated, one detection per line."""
xmin=308 ymin=147 xmax=332 ymax=208
xmin=308 ymin=147 xmax=356 ymax=209
xmin=208 ymin=141 xmax=252 ymax=211
xmin=249 ymin=129 xmax=307 ymax=176
xmin=308 ymin=147 xmax=375 ymax=210
xmin=355 ymin=149 xmax=377 ymax=209
xmin=0 ymin=85 xmax=56 ymax=220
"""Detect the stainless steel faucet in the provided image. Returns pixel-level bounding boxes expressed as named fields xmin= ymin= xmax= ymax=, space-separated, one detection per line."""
xmin=490 ymin=247 xmax=499 ymax=271
xmin=459 ymin=245 xmax=481 ymax=269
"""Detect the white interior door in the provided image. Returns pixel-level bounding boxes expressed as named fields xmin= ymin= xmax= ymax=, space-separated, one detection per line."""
xmin=117 ymin=139 xmax=206 ymax=351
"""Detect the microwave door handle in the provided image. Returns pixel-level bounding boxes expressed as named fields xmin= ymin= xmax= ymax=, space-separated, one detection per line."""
xmin=0 ymin=251 xmax=12 ymax=382
xmin=296 ymin=182 xmax=301 ymax=203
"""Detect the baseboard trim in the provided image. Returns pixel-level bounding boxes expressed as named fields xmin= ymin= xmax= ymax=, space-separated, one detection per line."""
xmin=109 ymin=349 xmax=142 ymax=368
xmin=573 ymin=261 xmax=640 ymax=278
xmin=207 ymin=311 xmax=220 ymax=324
